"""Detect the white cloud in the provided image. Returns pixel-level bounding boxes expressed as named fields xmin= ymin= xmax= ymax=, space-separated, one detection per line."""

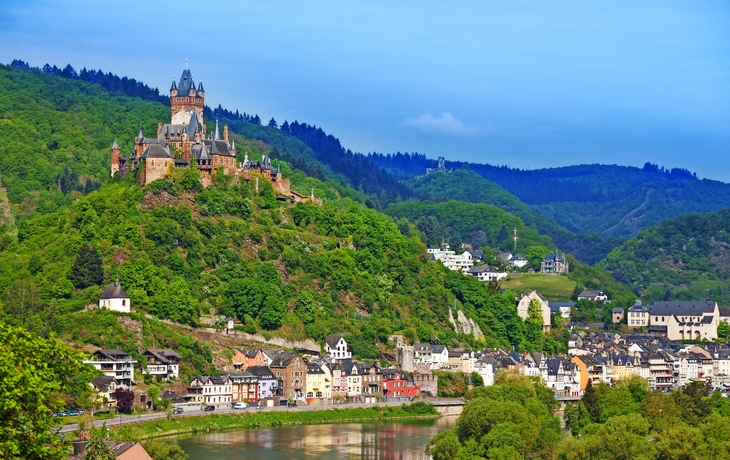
xmin=404 ymin=112 xmax=480 ymax=136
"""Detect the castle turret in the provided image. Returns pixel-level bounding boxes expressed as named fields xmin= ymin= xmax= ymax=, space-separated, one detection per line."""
xmin=223 ymin=125 xmax=228 ymax=143
xmin=170 ymin=64 xmax=205 ymax=125
xmin=110 ymin=138 xmax=121 ymax=177
xmin=214 ymin=117 xmax=220 ymax=140
xmin=170 ymin=79 xmax=177 ymax=97
xmin=197 ymin=81 xmax=205 ymax=98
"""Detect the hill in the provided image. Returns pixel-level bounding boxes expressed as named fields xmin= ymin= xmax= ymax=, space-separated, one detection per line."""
xmin=370 ymin=153 xmax=730 ymax=240
xmin=600 ymin=208 xmax=730 ymax=304
xmin=406 ymin=168 xmax=624 ymax=264
xmin=0 ymin=64 xmax=570 ymax=360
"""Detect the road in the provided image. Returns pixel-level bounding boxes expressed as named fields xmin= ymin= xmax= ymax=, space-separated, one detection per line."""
xmin=56 ymin=400 xmax=424 ymax=433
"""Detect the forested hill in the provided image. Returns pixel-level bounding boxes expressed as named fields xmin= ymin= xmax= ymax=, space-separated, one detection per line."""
xmin=600 ymin=208 xmax=730 ymax=304
xmin=0 ymin=60 xmax=579 ymax=361
xmin=407 ymin=168 xmax=624 ymax=264
xmin=369 ymin=153 xmax=730 ymax=239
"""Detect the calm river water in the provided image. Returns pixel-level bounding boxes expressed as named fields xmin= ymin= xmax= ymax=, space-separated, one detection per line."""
xmin=168 ymin=416 xmax=457 ymax=459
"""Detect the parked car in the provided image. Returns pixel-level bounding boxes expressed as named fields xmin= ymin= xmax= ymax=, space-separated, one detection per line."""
xmin=204 ymin=405 xmax=215 ymax=412
xmin=175 ymin=407 xmax=184 ymax=414
xmin=232 ymin=402 xmax=246 ymax=410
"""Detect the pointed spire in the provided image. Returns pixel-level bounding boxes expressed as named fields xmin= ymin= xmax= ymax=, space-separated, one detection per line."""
xmin=170 ymin=79 xmax=177 ymax=91
xmin=185 ymin=55 xmax=188 ymax=69
xmin=209 ymin=137 xmax=216 ymax=153
xmin=137 ymin=124 xmax=144 ymax=139
xmin=111 ymin=138 xmax=120 ymax=150
xmin=214 ymin=117 xmax=220 ymax=140
xmin=197 ymin=81 xmax=204 ymax=92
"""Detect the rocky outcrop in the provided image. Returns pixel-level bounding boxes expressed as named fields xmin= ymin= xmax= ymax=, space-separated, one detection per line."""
xmin=448 ymin=308 xmax=483 ymax=340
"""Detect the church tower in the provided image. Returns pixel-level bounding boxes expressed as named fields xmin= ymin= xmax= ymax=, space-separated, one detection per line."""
xmin=110 ymin=138 xmax=121 ymax=177
xmin=170 ymin=60 xmax=205 ymax=126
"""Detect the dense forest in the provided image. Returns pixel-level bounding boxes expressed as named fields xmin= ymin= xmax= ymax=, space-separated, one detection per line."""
xmin=429 ymin=373 xmax=730 ymax=460
xmin=406 ymin=167 xmax=624 ymax=264
xmin=600 ymin=208 xmax=730 ymax=304
xmin=0 ymin=65 xmax=591 ymax=370
xmin=369 ymin=152 xmax=730 ymax=239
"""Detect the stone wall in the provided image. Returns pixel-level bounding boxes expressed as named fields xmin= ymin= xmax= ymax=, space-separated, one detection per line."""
xmin=414 ymin=373 xmax=438 ymax=397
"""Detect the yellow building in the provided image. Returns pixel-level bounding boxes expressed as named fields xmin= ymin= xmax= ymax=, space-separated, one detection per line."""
xmin=305 ymin=363 xmax=329 ymax=399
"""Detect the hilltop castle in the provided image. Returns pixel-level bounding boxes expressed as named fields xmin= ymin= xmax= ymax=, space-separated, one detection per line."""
xmin=110 ymin=64 xmax=320 ymax=204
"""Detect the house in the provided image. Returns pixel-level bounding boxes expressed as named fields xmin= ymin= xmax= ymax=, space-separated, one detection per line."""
xmin=647 ymin=300 xmax=720 ymax=341
xmin=612 ymin=307 xmax=625 ymax=324
xmin=99 ymin=280 xmax=131 ymax=313
xmin=540 ymin=250 xmax=569 ymax=274
xmin=231 ymin=348 xmax=266 ymax=371
xmin=269 ymin=352 xmax=307 ymax=401
xmin=549 ymin=301 xmax=574 ymax=319
xmin=357 ymin=362 xmax=383 ymax=401
xmin=246 ymin=366 xmax=279 ymax=400
xmin=719 ymin=306 xmax=730 ymax=324
xmin=142 ymin=349 xmax=180 ymax=381
xmin=465 ymin=265 xmax=508 ymax=282
xmin=90 ymin=376 xmax=118 ymax=409
xmin=382 ymin=368 xmax=420 ymax=401
xmin=509 ymin=254 xmax=529 ymax=269
xmin=188 ymin=375 xmax=233 ymax=406
xmin=517 ymin=291 xmax=551 ymax=332
xmin=225 ymin=372 xmax=260 ymax=405
xmin=578 ymin=290 xmax=608 ymax=302
xmin=571 ymin=354 xmax=605 ymax=390
xmin=447 ymin=348 xmax=474 ymax=373
xmin=340 ymin=361 xmax=362 ymax=399
xmin=84 ymin=349 xmax=137 ymax=389
xmin=329 ymin=362 xmax=349 ymax=400
xmin=325 ymin=335 xmax=352 ymax=360
xmin=544 ymin=357 xmax=581 ymax=397
xmin=628 ymin=301 xmax=650 ymax=329
xmin=305 ymin=363 xmax=329 ymax=401
xmin=429 ymin=248 xmax=474 ymax=272
xmin=473 ymin=356 xmax=496 ymax=386
xmin=465 ymin=249 xmax=483 ymax=262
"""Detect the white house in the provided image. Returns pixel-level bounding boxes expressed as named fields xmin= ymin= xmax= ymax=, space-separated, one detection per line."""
xmin=517 ymin=291 xmax=551 ymax=332
xmin=99 ymin=279 xmax=131 ymax=313
xmin=465 ymin=265 xmax=508 ymax=282
xmin=142 ymin=349 xmax=181 ymax=381
xmin=429 ymin=249 xmax=473 ymax=272
xmin=473 ymin=357 xmax=495 ymax=386
xmin=577 ymin=290 xmax=609 ymax=302
xmin=188 ymin=375 xmax=233 ymax=406
xmin=325 ymin=335 xmax=352 ymax=360
xmin=509 ymin=254 xmax=529 ymax=268
xmin=84 ymin=349 xmax=137 ymax=389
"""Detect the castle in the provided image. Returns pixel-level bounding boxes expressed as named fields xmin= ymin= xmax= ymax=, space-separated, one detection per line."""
xmin=110 ymin=64 xmax=320 ymax=204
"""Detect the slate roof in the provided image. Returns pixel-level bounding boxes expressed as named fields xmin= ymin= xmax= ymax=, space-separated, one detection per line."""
xmin=141 ymin=144 xmax=173 ymax=159
xmin=270 ymin=352 xmax=300 ymax=368
xmin=177 ymin=68 xmax=196 ymax=94
xmin=246 ymin=366 xmax=275 ymax=378
xmin=510 ymin=254 xmax=528 ymax=261
xmin=91 ymin=376 xmax=117 ymax=392
xmin=612 ymin=307 xmax=624 ymax=313
xmin=432 ymin=345 xmax=447 ymax=354
xmin=100 ymin=280 xmax=129 ymax=299
xmin=144 ymin=349 xmax=181 ymax=363
xmin=93 ymin=349 xmax=131 ymax=360
xmin=326 ymin=335 xmax=343 ymax=349
xmin=579 ymin=290 xmax=606 ymax=298
xmin=549 ymin=301 xmax=575 ymax=313
xmin=649 ymin=301 xmax=716 ymax=316
xmin=466 ymin=265 xmax=498 ymax=274
xmin=307 ymin=363 xmax=325 ymax=374
xmin=236 ymin=348 xmax=261 ymax=358
xmin=719 ymin=306 xmax=730 ymax=318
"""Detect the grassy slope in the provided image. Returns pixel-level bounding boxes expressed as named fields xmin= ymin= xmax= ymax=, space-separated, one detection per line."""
xmin=501 ymin=274 xmax=576 ymax=301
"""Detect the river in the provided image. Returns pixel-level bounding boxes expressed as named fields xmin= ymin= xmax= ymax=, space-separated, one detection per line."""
xmin=168 ymin=416 xmax=457 ymax=459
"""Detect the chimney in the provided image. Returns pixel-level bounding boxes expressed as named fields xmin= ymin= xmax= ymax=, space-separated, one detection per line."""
xmin=71 ymin=440 xmax=88 ymax=456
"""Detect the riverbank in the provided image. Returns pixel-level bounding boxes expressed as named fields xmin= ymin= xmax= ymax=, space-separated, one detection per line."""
xmin=112 ymin=402 xmax=440 ymax=440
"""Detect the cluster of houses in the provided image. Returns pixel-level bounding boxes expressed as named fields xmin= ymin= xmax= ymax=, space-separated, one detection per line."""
xmin=428 ymin=247 xmax=570 ymax=281
xmin=84 ymin=335 xmax=426 ymax=410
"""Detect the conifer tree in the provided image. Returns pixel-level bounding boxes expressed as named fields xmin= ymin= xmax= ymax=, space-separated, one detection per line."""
xmin=582 ymin=379 xmax=601 ymax=423
xmin=69 ymin=243 xmax=103 ymax=289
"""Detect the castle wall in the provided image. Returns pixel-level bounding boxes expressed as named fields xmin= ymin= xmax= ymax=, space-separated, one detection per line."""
xmin=111 ymin=149 xmax=120 ymax=177
xmin=140 ymin=159 xmax=172 ymax=186
xmin=171 ymin=96 xmax=204 ymax=125
xmin=413 ymin=373 xmax=438 ymax=397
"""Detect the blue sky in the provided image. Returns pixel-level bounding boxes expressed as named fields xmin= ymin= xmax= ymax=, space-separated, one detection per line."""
xmin=2 ymin=1 xmax=729 ymax=180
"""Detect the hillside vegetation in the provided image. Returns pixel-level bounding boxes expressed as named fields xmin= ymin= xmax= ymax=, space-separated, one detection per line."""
xmin=371 ymin=152 xmax=730 ymax=240
xmin=407 ymin=168 xmax=624 ymax=264
xmin=601 ymin=208 xmax=730 ymax=304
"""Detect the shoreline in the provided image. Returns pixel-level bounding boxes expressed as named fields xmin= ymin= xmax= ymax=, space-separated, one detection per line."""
xmin=111 ymin=403 xmax=441 ymax=440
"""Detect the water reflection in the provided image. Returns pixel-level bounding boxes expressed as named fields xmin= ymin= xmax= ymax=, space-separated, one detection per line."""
xmin=169 ymin=417 xmax=457 ymax=459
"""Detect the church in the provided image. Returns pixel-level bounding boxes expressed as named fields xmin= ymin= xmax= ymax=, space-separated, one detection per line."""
xmin=110 ymin=64 xmax=321 ymax=205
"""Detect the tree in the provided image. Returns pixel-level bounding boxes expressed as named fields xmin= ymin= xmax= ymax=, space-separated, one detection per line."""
xmin=141 ymin=440 xmax=189 ymax=460
xmin=582 ymin=379 xmax=601 ymax=423
xmin=84 ymin=428 xmax=115 ymax=460
xmin=718 ymin=321 xmax=730 ymax=342
xmin=0 ymin=323 xmax=96 ymax=460
xmin=524 ymin=299 xmax=544 ymax=350
xmin=147 ymin=385 xmax=160 ymax=410
xmin=112 ymin=388 xmax=135 ymax=414
xmin=268 ymin=118 xmax=278 ymax=128
xmin=69 ymin=243 xmax=104 ymax=289
xmin=2 ymin=278 xmax=43 ymax=326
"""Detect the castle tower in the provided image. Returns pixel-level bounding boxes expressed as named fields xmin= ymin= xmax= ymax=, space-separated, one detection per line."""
xmin=110 ymin=138 xmax=120 ymax=177
xmin=170 ymin=63 xmax=205 ymax=126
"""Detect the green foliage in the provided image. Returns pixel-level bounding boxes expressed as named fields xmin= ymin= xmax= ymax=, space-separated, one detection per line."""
xmin=85 ymin=428 xmax=116 ymax=460
xmin=69 ymin=242 xmax=103 ymax=289
xmin=0 ymin=322 xmax=96 ymax=460
xmin=601 ymin=208 xmax=730 ymax=305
